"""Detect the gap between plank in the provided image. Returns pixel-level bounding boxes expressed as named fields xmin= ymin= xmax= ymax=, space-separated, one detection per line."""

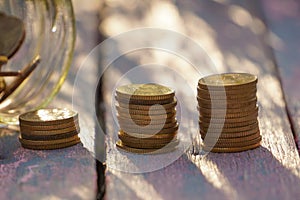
xmin=253 ymin=1 xmax=300 ymax=154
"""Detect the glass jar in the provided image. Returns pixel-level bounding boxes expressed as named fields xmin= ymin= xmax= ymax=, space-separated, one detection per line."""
xmin=0 ymin=0 xmax=75 ymax=124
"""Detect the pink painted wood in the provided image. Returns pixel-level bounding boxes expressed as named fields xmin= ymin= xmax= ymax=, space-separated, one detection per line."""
xmin=262 ymin=0 xmax=300 ymax=151
xmin=0 ymin=1 xmax=100 ymax=199
xmin=100 ymin=0 xmax=300 ymax=199
xmin=0 ymin=130 xmax=96 ymax=200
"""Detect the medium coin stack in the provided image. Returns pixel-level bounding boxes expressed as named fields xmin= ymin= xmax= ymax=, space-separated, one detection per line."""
xmin=18 ymin=108 xmax=81 ymax=150
xmin=115 ymin=83 xmax=179 ymax=154
xmin=197 ymin=73 xmax=261 ymax=153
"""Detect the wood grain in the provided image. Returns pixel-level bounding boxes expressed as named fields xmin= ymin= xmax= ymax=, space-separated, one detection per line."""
xmin=261 ymin=0 xmax=300 ymax=151
xmin=0 ymin=1 xmax=101 ymax=199
xmin=100 ymin=0 xmax=300 ymax=199
xmin=0 ymin=129 xmax=96 ymax=200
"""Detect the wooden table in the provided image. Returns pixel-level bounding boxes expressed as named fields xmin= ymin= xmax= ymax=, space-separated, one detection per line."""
xmin=1 ymin=0 xmax=300 ymax=199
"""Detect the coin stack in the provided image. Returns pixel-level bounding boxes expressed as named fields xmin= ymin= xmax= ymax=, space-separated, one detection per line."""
xmin=197 ymin=73 xmax=261 ymax=153
xmin=18 ymin=108 xmax=81 ymax=150
xmin=115 ymin=83 xmax=179 ymax=154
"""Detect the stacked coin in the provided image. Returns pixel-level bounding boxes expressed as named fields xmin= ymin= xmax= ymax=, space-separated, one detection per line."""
xmin=197 ymin=73 xmax=261 ymax=153
xmin=115 ymin=83 xmax=179 ymax=154
xmin=18 ymin=108 xmax=81 ymax=150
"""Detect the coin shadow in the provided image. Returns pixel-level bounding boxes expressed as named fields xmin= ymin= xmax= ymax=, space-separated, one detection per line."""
xmin=110 ymin=146 xmax=300 ymax=199
xmin=106 ymin=153 xmax=225 ymax=200
xmin=0 ymin=129 xmax=20 ymax=160
xmin=204 ymin=146 xmax=300 ymax=199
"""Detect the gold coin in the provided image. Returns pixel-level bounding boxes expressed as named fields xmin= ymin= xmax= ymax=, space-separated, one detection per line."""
xmin=198 ymin=97 xmax=257 ymax=109
xmin=120 ymin=131 xmax=177 ymax=139
xmin=116 ymin=140 xmax=176 ymax=154
xmin=121 ymin=140 xmax=179 ymax=149
xmin=198 ymin=73 xmax=257 ymax=89
xmin=198 ymin=105 xmax=258 ymax=114
xmin=119 ymin=138 xmax=179 ymax=149
xmin=0 ymin=56 xmax=7 ymax=65
xmin=0 ymin=77 xmax=6 ymax=93
xmin=200 ymin=122 xmax=259 ymax=133
xmin=116 ymin=96 xmax=174 ymax=105
xmin=197 ymin=90 xmax=256 ymax=101
xmin=119 ymin=130 xmax=177 ymax=139
xmin=20 ymin=125 xmax=80 ymax=135
xmin=199 ymin=119 xmax=258 ymax=128
xmin=19 ymin=119 xmax=79 ymax=131
xmin=199 ymin=106 xmax=258 ymax=118
xmin=117 ymin=115 xmax=177 ymax=125
xmin=118 ymin=132 xmax=176 ymax=144
xmin=197 ymin=97 xmax=257 ymax=106
xmin=201 ymin=131 xmax=260 ymax=142
xmin=120 ymin=130 xmax=178 ymax=138
xmin=117 ymin=93 xmax=174 ymax=101
xmin=198 ymin=94 xmax=257 ymax=101
xmin=116 ymin=83 xmax=175 ymax=100
xmin=199 ymin=116 xmax=258 ymax=124
xmin=120 ymin=123 xmax=179 ymax=134
xmin=20 ymin=137 xmax=81 ymax=150
xmin=19 ymin=108 xmax=78 ymax=125
xmin=117 ymin=111 xmax=176 ymax=120
xmin=197 ymin=86 xmax=257 ymax=96
xmin=197 ymin=96 xmax=257 ymax=104
xmin=19 ymin=135 xmax=80 ymax=146
xmin=203 ymin=135 xmax=262 ymax=148
xmin=0 ymin=12 xmax=25 ymax=58
xmin=199 ymin=110 xmax=259 ymax=119
xmin=200 ymin=127 xmax=260 ymax=138
xmin=199 ymin=113 xmax=258 ymax=123
xmin=116 ymin=106 xmax=176 ymax=116
xmin=198 ymin=102 xmax=257 ymax=110
xmin=118 ymin=137 xmax=177 ymax=146
xmin=198 ymin=97 xmax=257 ymax=105
xmin=198 ymin=84 xmax=257 ymax=92
xmin=119 ymin=121 xmax=178 ymax=130
xmin=117 ymin=99 xmax=177 ymax=110
xmin=21 ymin=130 xmax=79 ymax=141
xmin=202 ymin=142 xmax=261 ymax=153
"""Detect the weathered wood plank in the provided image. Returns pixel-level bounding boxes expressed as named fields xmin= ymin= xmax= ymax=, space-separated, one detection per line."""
xmin=0 ymin=129 xmax=96 ymax=200
xmin=99 ymin=0 xmax=300 ymax=199
xmin=261 ymin=0 xmax=300 ymax=151
xmin=1 ymin=1 xmax=101 ymax=199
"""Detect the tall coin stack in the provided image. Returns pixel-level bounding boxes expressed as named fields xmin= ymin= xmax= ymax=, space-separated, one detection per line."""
xmin=115 ymin=83 xmax=179 ymax=154
xmin=197 ymin=73 xmax=261 ymax=153
xmin=19 ymin=108 xmax=81 ymax=150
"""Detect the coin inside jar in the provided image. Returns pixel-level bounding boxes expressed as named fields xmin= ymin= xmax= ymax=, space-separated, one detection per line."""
xmin=0 ymin=12 xmax=25 ymax=58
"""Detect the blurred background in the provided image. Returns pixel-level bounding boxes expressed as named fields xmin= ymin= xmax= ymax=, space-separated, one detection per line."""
xmin=55 ymin=0 xmax=300 ymax=107
xmin=51 ymin=0 xmax=300 ymax=198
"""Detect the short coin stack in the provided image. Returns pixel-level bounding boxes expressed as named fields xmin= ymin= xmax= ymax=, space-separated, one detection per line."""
xmin=115 ymin=83 xmax=179 ymax=154
xmin=19 ymin=108 xmax=81 ymax=150
xmin=197 ymin=73 xmax=261 ymax=153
